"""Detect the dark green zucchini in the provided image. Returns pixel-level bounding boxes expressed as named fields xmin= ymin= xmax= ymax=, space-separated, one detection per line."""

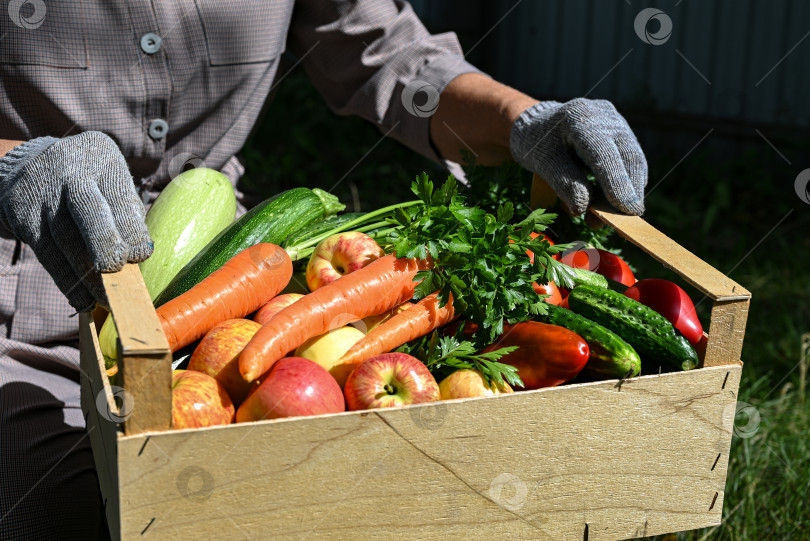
xmin=282 ymin=213 xmax=365 ymax=248
xmin=154 ymin=188 xmax=343 ymax=306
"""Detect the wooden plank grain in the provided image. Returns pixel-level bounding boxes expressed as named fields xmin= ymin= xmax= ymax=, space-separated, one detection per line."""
xmin=113 ymin=365 xmax=740 ymax=541
xmin=101 ymin=264 xmax=168 ymax=355
xmin=588 ymin=202 xmax=750 ymax=301
xmin=79 ymin=313 xmax=122 ymax=541
xmin=101 ymin=264 xmax=172 ymax=435
xmin=704 ymin=299 xmax=750 ymax=366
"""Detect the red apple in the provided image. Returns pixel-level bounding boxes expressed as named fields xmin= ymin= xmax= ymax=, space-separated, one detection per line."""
xmin=344 ymin=352 xmax=440 ymax=411
xmin=438 ymin=369 xmax=513 ymax=399
xmin=235 ymin=357 xmax=345 ymax=422
xmin=187 ymin=319 xmax=261 ymax=406
xmin=253 ymin=293 xmax=305 ymax=325
xmin=306 ymin=232 xmax=384 ymax=291
xmin=172 ymin=370 xmax=235 ymax=429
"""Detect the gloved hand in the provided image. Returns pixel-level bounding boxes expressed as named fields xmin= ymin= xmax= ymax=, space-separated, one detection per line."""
xmin=510 ymin=98 xmax=647 ymax=216
xmin=0 ymin=132 xmax=153 ymax=311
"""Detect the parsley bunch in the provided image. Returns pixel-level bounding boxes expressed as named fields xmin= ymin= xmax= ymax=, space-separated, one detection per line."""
xmin=387 ymin=173 xmax=577 ymax=348
xmin=397 ymin=329 xmax=522 ymax=388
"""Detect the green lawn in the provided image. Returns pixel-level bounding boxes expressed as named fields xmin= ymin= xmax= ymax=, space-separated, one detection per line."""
xmin=243 ymin=72 xmax=810 ymax=540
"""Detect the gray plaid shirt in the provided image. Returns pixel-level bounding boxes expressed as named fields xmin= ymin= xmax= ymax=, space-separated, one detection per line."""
xmin=0 ymin=3 xmax=479 ymax=536
xmin=1 ymin=0 xmax=477 ymax=195
xmin=0 ymin=0 xmax=479 ymax=343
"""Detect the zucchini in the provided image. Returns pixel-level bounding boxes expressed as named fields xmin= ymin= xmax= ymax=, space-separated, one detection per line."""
xmin=567 ymin=285 xmax=699 ymax=371
xmin=99 ymin=168 xmax=236 ymax=366
xmin=154 ymin=188 xmax=343 ymax=306
xmin=282 ymin=213 xmax=365 ymax=248
xmin=535 ymin=304 xmax=641 ymax=379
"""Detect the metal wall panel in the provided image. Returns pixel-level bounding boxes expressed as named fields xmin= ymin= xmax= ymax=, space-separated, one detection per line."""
xmin=412 ymin=0 xmax=810 ymax=129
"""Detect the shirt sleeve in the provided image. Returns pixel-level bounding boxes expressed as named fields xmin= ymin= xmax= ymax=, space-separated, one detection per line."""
xmin=287 ymin=0 xmax=484 ymax=164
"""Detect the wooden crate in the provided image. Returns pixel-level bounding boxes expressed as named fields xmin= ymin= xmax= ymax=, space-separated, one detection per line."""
xmin=80 ymin=204 xmax=750 ymax=540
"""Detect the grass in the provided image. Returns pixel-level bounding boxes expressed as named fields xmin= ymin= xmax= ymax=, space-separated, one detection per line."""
xmin=243 ymin=71 xmax=810 ymax=540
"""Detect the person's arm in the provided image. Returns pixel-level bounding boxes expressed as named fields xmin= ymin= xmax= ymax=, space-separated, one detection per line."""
xmin=430 ymin=73 xmax=648 ymax=216
xmin=287 ymin=0 xmax=483 ymax=165
xmin=429 ymin=73 xmax=537 ymax=166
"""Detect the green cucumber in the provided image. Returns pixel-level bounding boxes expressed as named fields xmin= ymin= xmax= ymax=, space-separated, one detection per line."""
xmin=100 ymin=168 xmax=237 ymax=366
xmin=154 ymin=188 xmax=343 ymax=306
xmin=535 ymin=304 xmax=641 ymax=379
xmin=565 ymin=267 xmax=609 ymax=289
xmin=567 ymin=285 xmax=699 ymax=371
xmin=604 ymin=277 xmax=630 ymax=293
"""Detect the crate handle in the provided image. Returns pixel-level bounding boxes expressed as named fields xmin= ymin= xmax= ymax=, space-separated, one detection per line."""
xmin=532 ymin=174 xmax=750 ymax=367
xmin=102 ymin=264 xmax=172 ymax=435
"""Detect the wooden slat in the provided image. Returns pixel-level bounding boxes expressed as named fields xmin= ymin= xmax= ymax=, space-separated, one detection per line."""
xmin=79 ymin=313 xmax=122 ymax=541
xmin=102 ymin=264 xmax=172 ymax=435
xmin=101 ymin=264 xmax=169 ymax=355
xmin=704 ymin=299 xmax=750 ymax=367
xmin=113 ymin=365 xmax=741 ymax=541
xmin=588 ymin=202 xmax=750 ymax=301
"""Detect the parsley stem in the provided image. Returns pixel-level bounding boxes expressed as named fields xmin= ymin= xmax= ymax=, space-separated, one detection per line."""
xmin=285 ymin=200 xmax=421 ymax=260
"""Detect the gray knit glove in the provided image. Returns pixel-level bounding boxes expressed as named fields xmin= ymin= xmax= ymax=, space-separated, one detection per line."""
xmin=510 ymin=99 xmax=647 ymax=216
xmin=0 ymin=132 xmax=153 ymax=311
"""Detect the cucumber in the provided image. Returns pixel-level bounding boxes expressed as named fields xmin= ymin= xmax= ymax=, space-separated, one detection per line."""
xmin=99 ymin=168 xmax=236 ymax=366
xmin=154 ymin=188 xmax=343 ymax=306
xmin=535 ymin=304 xmax=641 ymax=379
xmin=567 ymin=285 xmax=699 ymax=371
xmin=565 ymin=266 xmax=609 ymax=289
xmin=604 ymin=277 xmax=630 ymax=293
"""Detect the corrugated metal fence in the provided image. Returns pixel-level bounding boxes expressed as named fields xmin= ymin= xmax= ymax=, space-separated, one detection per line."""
xmin=412 ymin=0 xmax=809 ymax=137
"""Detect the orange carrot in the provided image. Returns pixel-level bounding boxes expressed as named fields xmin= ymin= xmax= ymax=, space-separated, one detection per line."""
xmin=239 ymin=254 xmax=432 ymax=381
xmin=331 ymin=292 xmax=458 ymax=385
xmin=157 ymin=243 xmax=292 ymax=352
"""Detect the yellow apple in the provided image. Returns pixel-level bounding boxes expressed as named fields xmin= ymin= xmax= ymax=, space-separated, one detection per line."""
xmin=438 ymin=369 xmax=513 ymax=400
xmin=294 ymin=326 xmax=366 ymax=379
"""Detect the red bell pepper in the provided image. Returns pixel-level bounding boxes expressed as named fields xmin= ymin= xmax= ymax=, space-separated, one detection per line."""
xmin=624 ymin=278 xmax=703 ymax=345
xmin=483 ymin=321 xmax=589 ymax=390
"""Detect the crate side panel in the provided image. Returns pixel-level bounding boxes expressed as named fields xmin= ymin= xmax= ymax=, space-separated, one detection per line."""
xmin=79 ymin=313 xmax=122 ymax=541
xmin=114 ymin=365 xmax=740 ymax=540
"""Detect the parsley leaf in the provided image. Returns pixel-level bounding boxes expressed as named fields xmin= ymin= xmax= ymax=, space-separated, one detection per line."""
xmin=396 ymin=330 xmax=523 ymax=388
xmin=391 ymin=173 xmax=564 ymax=348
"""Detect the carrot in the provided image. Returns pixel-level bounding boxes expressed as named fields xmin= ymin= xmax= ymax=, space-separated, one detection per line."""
xmin=239 ymin=254 xmax=432 ymax=381
xmin=157 ymin=243 xmax=292 ymax=352
xmin=330 ymin=292 xmax=458 ymax=385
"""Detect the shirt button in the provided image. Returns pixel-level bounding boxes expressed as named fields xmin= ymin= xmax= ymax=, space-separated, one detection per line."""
xmin=140 ymin=33 xmax=162 ymax=54
xmin=148 ymin=119 xmax=169 ymax=140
